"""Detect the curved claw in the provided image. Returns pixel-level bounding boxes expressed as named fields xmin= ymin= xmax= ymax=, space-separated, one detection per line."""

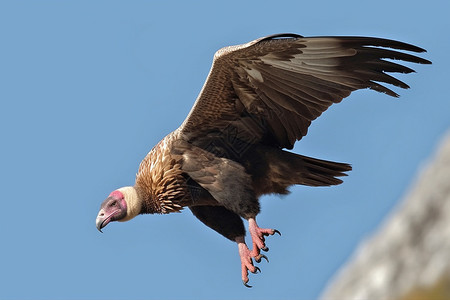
xmin=260 ymin=254 xmax=269 ymax=263
xmin=255 ymin=254 xmax=269 ymax=263
xmin=273 ymin=229 xmax=281 ymax=236
xmin=243 ymin=280 xmax=252 ymax=288
xmin=252 ymin=266 xmax=261 ymax=274
xmin=262 ymin=246 xmax=269 ymax=252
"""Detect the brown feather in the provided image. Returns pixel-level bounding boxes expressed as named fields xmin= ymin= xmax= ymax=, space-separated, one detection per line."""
xmin=135 ymin=132 xmax=192 ymax=214
xmin=127 ymin=34 xmax=429 ymax=221
xmin=98 ymin=34 xmax=430 ymax=287
xmin=179 ymin=34 xmax=430 ymax=149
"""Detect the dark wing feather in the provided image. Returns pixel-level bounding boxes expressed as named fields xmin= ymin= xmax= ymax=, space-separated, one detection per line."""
xmin=179 ymin=34 xmax=431 ymax=149
xmin=189 ymin=206 xmax=246 ymax=241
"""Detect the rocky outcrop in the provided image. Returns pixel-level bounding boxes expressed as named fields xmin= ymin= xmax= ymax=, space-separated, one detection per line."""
xmin=321 ymin=132 xmax=450 ymax=300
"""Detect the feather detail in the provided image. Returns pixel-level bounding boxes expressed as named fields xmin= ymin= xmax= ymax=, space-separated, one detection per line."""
xmin=180 ymin=34 xmax=430 ymax=149
xmin=135 ymin=132 xmax=192 ymax=214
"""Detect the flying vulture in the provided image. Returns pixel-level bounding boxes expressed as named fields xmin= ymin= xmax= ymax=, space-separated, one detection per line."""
xmin=96 ymin=33 xmax=430 ymax=287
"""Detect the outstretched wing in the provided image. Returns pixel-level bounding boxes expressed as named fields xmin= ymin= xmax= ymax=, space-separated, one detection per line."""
xmin=178 ymin=34 xmax=430 ymax=150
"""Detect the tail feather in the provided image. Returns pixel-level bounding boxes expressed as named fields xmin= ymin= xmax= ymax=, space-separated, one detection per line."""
xmin=254 ymin=148 xmax=352 ymax=195
xmin=298 ymin=154 xmax=352 ymax=187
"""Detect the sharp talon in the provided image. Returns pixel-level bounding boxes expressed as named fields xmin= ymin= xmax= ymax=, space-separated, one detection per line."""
xmin=262 ymin=246 xmax=269 ymax=252
xmin=255 ymin=254 xmax=269 ymax=263
xmin=260 ymin=254 xmax=269 ymax=263
xmin=273 ymin=229 xmax=281 ymax=236
xmin=252 ymin=266 xmax=261 ymax=274
xmin=243 ymin=280 xmax=252 ymax=288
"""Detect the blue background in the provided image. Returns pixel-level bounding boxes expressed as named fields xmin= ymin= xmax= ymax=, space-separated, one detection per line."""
xmin=1 ymin=1 xmax=448 ymax=299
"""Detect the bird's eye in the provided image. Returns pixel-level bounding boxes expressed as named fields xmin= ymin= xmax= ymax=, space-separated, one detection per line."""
xmin=110 ymin=201 xmax=117 ymax=207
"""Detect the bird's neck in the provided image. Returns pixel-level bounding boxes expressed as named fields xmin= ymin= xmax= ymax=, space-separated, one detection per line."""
xmin=117 ymin=186 xmax=143 ymax=222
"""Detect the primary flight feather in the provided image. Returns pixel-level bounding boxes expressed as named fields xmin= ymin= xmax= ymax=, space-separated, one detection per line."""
xmin=95 ymin=33 xmax=430 ymax=287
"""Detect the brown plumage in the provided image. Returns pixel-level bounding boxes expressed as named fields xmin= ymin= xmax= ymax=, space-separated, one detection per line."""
xmin=95 ymin=33 xmax=430 ymax=287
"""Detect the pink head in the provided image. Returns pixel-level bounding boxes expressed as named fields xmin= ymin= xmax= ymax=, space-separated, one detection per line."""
xmin=95 ymin=190 xmax=128 ymax=232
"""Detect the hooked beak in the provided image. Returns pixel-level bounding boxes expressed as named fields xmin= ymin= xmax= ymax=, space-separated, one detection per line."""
xmin=96 ymin=209 xmax=117 ymax=233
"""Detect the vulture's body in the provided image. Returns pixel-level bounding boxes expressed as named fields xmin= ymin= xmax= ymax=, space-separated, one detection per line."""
xmin=96 ymin=33 xmax=430 ymax=286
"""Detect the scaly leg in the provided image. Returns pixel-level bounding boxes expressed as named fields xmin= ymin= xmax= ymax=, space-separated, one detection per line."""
xmin=236 ymin=236 xmax=260 ymax=288
xmin=248 ymin=218 xmax=281 ymax=260
xmin=235 ymin=219 xmax=281 ymax=287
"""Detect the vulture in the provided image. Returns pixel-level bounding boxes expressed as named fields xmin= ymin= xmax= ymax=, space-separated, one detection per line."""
xmin=96 ymin=33 xmax=430 ymax=287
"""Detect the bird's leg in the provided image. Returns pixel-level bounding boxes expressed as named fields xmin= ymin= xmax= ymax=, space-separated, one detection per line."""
xmin=235 ymin=219 xmax=280 ymax=287
xmin=248 ymin=218 xmax=281 ymax=260
xmin=236 ymin=236 xmax=260 ymax=287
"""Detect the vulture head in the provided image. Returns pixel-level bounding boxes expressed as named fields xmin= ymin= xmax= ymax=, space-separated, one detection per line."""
xmin=96 ymin=186 xmax=142 ymax=232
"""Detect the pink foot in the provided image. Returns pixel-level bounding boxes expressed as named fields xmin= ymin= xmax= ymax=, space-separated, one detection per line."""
xmin=248 ymin=218 xmax=281 ymax=260
xmin=234 ymin=220 xmax=281 ymax=287
xmin=236 ymin=236 xmax=260 ymax=288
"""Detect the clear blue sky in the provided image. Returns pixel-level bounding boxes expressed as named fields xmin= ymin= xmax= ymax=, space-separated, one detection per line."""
xmin=0 ymin=1 xmax=448 ymax=299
